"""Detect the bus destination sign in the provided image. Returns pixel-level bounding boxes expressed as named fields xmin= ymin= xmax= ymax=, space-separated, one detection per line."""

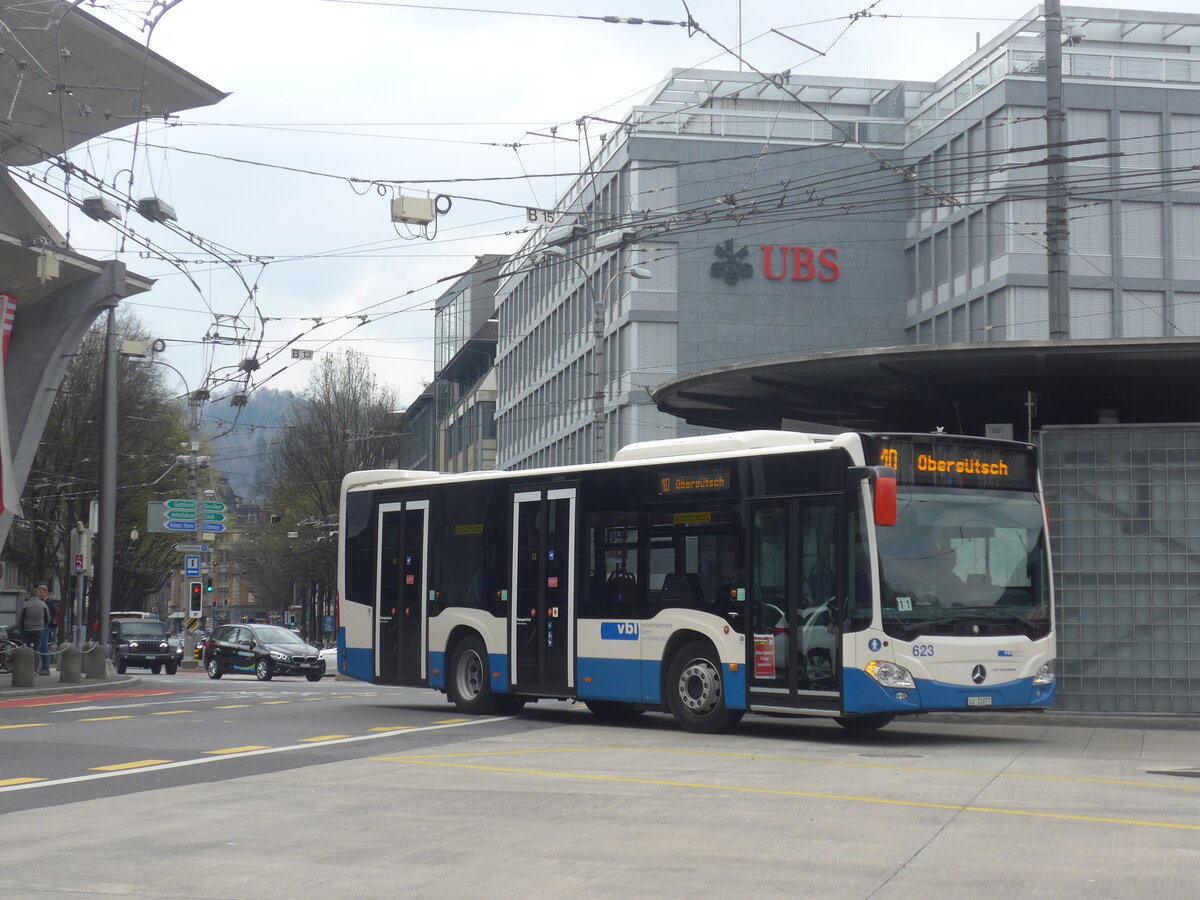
xmin=866 ymin=436 xmax=1037 ymax=491
xmin=657 ymin=466 xmax=732 ymax=496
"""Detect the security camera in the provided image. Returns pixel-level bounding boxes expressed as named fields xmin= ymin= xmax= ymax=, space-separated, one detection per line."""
xmin=1065 ymin=25 xmax=1085 ymax=45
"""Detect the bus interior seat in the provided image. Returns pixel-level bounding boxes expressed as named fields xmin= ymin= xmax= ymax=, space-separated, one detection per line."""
xmin=661 ymin=573 xmax=702 ymax=605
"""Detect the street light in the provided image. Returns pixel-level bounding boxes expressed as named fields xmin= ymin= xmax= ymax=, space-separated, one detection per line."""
xmin=539 ymin=246 xmax=652 ymax=462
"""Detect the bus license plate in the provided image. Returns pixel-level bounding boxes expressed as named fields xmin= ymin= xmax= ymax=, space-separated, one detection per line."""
xmin=967 ymin=696 xmax=993 ymax=707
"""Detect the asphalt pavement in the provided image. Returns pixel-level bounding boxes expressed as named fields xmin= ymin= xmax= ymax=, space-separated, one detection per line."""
xmin=3 ymin=664 xmax=1198 ymax=731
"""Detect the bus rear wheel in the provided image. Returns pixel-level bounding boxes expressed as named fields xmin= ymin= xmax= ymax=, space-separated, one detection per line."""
xmin=666 ymin=641 xmax=744 ymax=734
xmin=448 ymin=635 xmax=493 ymax=715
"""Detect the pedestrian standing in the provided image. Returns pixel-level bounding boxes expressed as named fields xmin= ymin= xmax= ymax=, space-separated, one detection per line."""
xmin=19 ymin=584 xmax=51 ymax=674
xmin=45 ymin=596 xmax=59 ymax=662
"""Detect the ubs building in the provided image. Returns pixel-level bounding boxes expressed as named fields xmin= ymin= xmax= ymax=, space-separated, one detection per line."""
xmin=492 ymin=5 xmax=1200 ymax=714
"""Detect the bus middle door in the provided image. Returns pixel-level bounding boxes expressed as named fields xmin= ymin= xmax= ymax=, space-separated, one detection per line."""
xmin=511 ymin=488 xmax=576 ymax=695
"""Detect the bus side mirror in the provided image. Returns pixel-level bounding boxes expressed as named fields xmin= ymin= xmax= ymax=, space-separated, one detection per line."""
xmin=847 ymin=465 xmax=897 ymax=527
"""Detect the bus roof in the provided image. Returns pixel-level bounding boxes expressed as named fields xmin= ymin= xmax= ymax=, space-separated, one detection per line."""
xmin=341 ymin=430 xmax=865 ymax=496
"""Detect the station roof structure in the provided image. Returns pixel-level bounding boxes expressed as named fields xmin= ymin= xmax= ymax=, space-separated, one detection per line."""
xmin=652 ymin=339 xmax=1200 ymax=438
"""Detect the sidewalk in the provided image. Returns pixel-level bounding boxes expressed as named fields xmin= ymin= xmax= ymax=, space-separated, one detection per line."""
xmin=0 ymin=668 xmax=141 ymax=701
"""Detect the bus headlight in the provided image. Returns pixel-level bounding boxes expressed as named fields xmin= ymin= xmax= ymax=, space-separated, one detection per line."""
xmin=865 ymin=660 xmax=916 ymax=689
xmin=1033 ymin=662 xmax=1055 ymax=685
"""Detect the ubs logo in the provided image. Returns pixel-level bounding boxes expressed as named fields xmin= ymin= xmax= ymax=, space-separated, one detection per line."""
xmin=971 ymin=665 xmax=987 ymax=684
xmin=710 ymin=239 xmax=753 ymax=285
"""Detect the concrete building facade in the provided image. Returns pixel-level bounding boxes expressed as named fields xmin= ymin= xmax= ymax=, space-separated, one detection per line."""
xmin=487 ymin=5 xmax=1200 ymax=714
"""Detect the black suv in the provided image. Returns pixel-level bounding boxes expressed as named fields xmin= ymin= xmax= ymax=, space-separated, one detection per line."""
xmin=111 ymin=618 xmax=177 ymax=675
xmin=202 ymin=623 xmax=325 ymax=682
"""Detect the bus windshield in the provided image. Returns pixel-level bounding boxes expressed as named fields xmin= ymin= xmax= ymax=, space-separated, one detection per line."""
xmin=877 ymin=489 xmax=1050 ymax=641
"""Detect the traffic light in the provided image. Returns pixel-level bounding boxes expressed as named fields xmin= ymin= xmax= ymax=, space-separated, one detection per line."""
xmin=204 ymin=576 xmax=213 ymax=593
xmin=188 ymin=581 xmax=202 ymax=617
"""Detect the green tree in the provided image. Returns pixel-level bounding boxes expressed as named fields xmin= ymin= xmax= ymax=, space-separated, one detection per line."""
xmin=6 ymin=310 xmax=190 ymax=622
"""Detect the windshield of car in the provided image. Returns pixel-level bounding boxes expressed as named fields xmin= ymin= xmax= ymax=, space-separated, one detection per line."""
xmin=251 ymin=626 xmax=307 ymax=645
xmin=877 ymin=488 xmax=1050 ymax=640
xmin=119 ymin=622 xmax=166 ymax=640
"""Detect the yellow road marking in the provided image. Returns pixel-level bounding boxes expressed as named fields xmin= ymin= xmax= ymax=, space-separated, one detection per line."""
xmin=298 ymin=735 xmax=352 ymax=742
xmin=432 ymin=718 xmax=473 ymax=725
xmin=90 ymin=760 xmax=172 ymax=772
xmin=369 ymin=726 xmax=413 ymax=733
xmin=79 ymin=716 xmax=135 ymax=722
xmin=261 ymin=701 xmax=291 ymax=705
xmin=299 ymin=698 xmax=325 ymax=702
xmin=204 ymin=746 xmax=270 ymax=755
xmin=213 ymin=705 xmax=250 ymax=709
xmin=0 ymin=778 xmax=46 ymax=787
xmin=391 ymin=745 xmax=1200 ymax=794
xmin=150 ymin=710 xmax=191 ymax=716
xmin=0 ymin=723 xmax=50 ymax=730
xmin=377 ymin=756 xmax=1200 ymax=833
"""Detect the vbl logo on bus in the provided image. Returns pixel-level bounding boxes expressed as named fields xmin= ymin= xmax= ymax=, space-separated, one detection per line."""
xmin=600 ymin=622 xmax=640 ymax=641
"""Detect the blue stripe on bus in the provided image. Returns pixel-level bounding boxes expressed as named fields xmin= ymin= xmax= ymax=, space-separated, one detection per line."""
xmin=842 ymin=667 xmax=1057 ymax=714
xmin=576 ymin=658 xmax=748 ymax=708
xmin=345 ymin=645 xmax=374 ymax=683
xmin=429 ymin=651 xmax=445 ymax=690
xmin=488 ymin=654 xmax=512 ymax=694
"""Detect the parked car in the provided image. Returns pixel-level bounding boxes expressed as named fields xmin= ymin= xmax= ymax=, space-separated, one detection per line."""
xmin=110 ymin=618 xmax=176 ymax=675
xmin=202 ymin=623 xmax=325 ymax=682
xmin=319 ymin=645 xmax=338 ymax=677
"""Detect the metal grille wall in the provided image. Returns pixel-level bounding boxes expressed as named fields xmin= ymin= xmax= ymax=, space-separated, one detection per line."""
xmin=1041 ymin=426 xmax=1200 ymax=714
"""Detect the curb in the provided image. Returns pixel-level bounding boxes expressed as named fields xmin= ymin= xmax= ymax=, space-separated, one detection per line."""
xmin=915 ymin=710 xmax=1200 ymax=731
xmin=0 ymin=674 xmax=142 ymax=700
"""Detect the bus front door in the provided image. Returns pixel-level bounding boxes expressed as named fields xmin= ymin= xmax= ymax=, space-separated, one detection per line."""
xmin=375 ymin=500 xmax=428 ymax=684
xmin=511 ymin=488 xmax=575 ymax=695
xmin=747 ymin=498 xmax=842 ymax=713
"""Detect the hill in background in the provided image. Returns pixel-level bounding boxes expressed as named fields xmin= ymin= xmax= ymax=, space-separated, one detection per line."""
xmin=205 ymin=388 xmax=295 ymax=502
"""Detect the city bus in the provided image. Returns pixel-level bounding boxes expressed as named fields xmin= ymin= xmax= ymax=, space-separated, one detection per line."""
xmin=336 ymin=430 xmax=1055 ymax=732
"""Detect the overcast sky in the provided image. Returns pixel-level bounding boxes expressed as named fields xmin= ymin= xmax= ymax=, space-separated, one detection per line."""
xmin=29 ymin=0 xmax=1200 ymax=431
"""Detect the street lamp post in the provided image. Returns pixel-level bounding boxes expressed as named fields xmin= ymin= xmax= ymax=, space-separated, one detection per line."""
xmin=540 ymin=246 xmax=651 ymax=462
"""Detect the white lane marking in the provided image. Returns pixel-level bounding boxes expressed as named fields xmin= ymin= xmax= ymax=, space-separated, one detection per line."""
xmin=0 ymin=716 xmax=513 ymax=794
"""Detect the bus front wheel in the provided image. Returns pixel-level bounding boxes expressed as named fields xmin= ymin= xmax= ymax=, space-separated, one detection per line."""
xmin=666 ymin=641 xmax=744 ymax=734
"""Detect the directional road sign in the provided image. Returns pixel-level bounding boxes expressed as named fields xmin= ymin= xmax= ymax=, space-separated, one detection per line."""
xmin=166 ymin=521 xmax=199 ymax=531
xmin=202 ymin=512 xmax=225 ymax=523
xmin=202 ymin=501 xmax=226 ymax=512
xmin=203 ymin=522 xmax=226 ymax=533
xmin=165 ymin=509 xmax=200 ymax=521
xmin=165 ymin=499 xmax=198 ymax=510
xmin=174 ymin=543 xmax=213 ymax=553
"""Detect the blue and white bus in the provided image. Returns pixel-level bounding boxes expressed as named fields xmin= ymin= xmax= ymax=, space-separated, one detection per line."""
xmin=336 ymin=430 xmax=1055 ymax=732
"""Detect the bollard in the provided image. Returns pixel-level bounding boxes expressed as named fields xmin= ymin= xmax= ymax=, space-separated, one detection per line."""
xmin=9 ymin=645 xmax=35 ymax=688
xmin=58 ymin=644 xmax=83 ymax=684
xmin=81 ymin=642 xmax=106 ymax=679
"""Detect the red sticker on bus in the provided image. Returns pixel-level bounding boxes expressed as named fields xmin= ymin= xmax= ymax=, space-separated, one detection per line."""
xmin=754 ymin=635 xmax=775 ymax=679
xmin=547 ymin=576 xmax=559 ymax=588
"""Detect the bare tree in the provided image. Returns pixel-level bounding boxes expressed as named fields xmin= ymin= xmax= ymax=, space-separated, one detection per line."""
xmin=251 ymin=350 xmax=399 ymax=619
xmin=6 ymin=309 xmax=190 ymax=617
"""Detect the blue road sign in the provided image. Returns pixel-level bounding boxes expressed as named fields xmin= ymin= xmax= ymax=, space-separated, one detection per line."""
xmin=184 ymin=555 xmax=201 ymax=576
xmin=203 ymin=522 xmax=226 ymax=533
xmin=166 ymin=521 xmax=199 ymax=531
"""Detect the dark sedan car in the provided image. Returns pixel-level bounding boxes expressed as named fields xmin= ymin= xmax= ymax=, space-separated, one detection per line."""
xmin=202 ymin=623 xmax=325 ymax=682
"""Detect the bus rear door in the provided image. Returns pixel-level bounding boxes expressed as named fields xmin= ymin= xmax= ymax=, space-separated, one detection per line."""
xmin=375 ymin=500 xmax=428 ymax=684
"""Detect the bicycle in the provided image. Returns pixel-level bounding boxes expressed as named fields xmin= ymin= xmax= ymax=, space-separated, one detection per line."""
xmin=0 ymin=637 xmax=24 ymax=674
